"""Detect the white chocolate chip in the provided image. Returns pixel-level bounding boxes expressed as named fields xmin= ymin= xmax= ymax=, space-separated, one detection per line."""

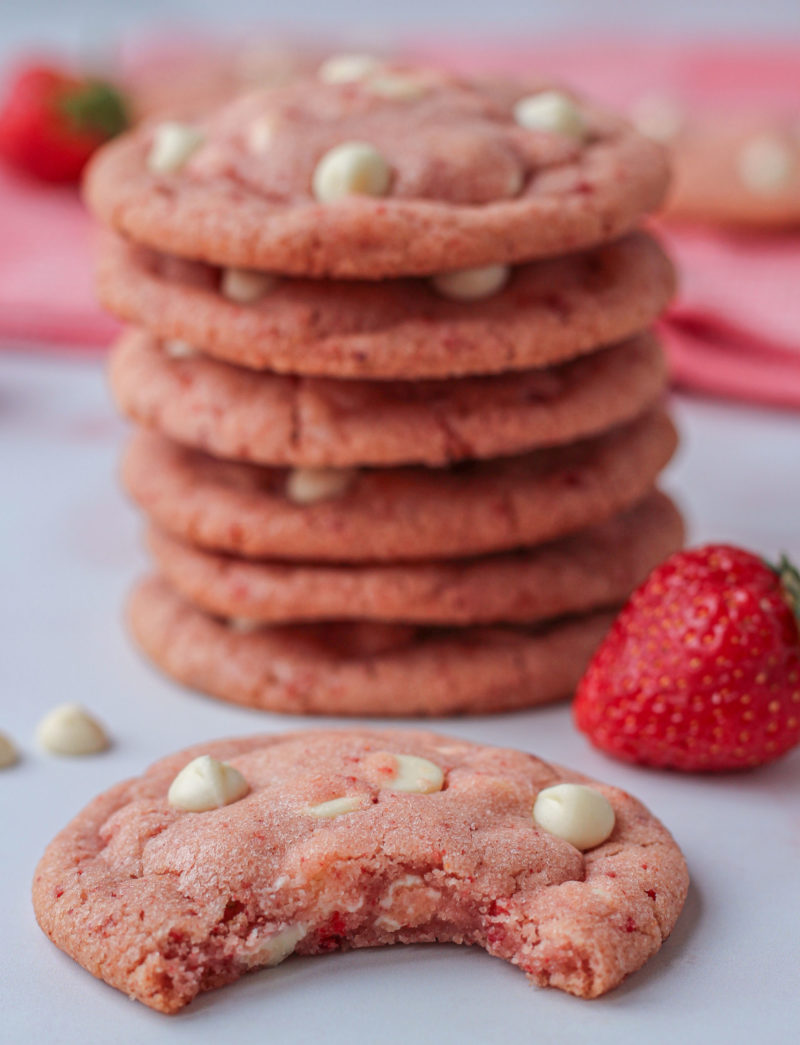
xmin=738 ymin=135 xmax=795 ymax=194
xmin=533 ymin=783 xmax=615 ymax=851
xmin=0 ymin=731 xmax=19 ymax=768
xmin=163 ymin=339 xmax=197 ymax=359
xmin=246 ymin=923 xmax=306 ymax=968
xmin=36 ymin=704 xmax=109 ymax=756
xmin=147 ymin=121 xmax=205 ymax=174
xmin=318 ymin=53 xmax=383 ymax=84
xmin=378 ymin=753 xmax=444 ymax=794
xmin=221 ymin=267 xmax=277 ymax=304
xmin=375 ymin=874 xmax=441 ymax=931
xmin=286 ymin=466 xmax=355 ymax=505
xmin=247 ymin=115 xmax=276 ymax=154
xmin=503 ymin=163 xmax=525 ymax=199
xmin=167 ymin=755 xmax=250 ymax=812
xmin=228 ymin=617 xmax=262 ymax=634
xmin=365 ymin=73 xmax=428 ymax=101
xmin=378 ymin=874 xmax=425 ymax=907
xmin=513 ymin=90 xmax=586 ymax=139
xmin=305 ymin=796 xmax=366 ymax=819
xmin=630 ymin=94 xmax=684 ymax=143
xmin=431 ymin=264 xmax=509 ymax=301
xmin=312 ymin=142 xmax=391 ymax=203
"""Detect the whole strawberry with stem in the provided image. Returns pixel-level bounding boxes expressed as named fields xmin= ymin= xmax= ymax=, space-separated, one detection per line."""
xmin=574 ymin=545 xmax=800 ymax=771
xmin=0 ymin=63 xmax=128 ymax=183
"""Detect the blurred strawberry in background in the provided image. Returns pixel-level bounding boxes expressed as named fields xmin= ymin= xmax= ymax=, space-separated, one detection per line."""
xmin=0 ymin=63 xmax=129 ymax=183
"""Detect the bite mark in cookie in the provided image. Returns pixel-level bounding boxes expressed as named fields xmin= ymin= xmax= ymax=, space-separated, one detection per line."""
xmin=33 ymin=729 xmax=689 ymax=1012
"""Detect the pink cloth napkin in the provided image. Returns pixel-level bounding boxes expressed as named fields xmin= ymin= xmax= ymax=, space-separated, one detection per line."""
xmin=657 ymin=225 xmax=800 ymax=408
xmin=0 ymin=166 xmax=119 ymax=349
xmin=1 ymin=37 xmax=799 ymax=409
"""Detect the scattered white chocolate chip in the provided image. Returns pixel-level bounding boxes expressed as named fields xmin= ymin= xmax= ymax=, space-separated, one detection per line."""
xmin=513 ymin=90 xmax=586 ymax=139
xmin=630 ymin=94 xmax=684 ymax=143
xmin=221 ymin=267 xmax=277 ymax=304
xmin=228 ymin=617 xmax=262 ymax=634
xmin=318 ymin=53 xmax=383 ymax=84
xmin=431 ymin=263 xmax=509 ymax=301
xmin=167 ymin=755 xmax=250 ymax=812
xmin=366 ymin=73 xmax=428 ymax=101
xmin=247 ymin=115 xmax=276 ymax=154
xmin=305 ymin=796 xmax=365 ymax=819
xmin=163 ymin=339 xmax=197 ymax=359
xmin=147 ymin=121 xmax=205 ymax=174
xmin=0 ymin=731 xmax=19 ymax=768
xmin=286 ymin=466 xmax=355 ymax=505
xmin=533 ymin=783 xmax=615 ymax=851
xmin=35 ymin=704 xmax=109 ymax=757
xmin=312 ymin=142 xmax=391 ymax=203
xmin=737 ymin=135 xmax=795 ymax=194
xmin=378 ymin=753 xmax=444 ymax=794
xmin=246 ymin=923 xmax=307 ymax=968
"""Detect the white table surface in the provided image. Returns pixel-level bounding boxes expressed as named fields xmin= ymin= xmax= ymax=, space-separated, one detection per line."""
xmin=1 ymin=347 xmax=799 ymax=1045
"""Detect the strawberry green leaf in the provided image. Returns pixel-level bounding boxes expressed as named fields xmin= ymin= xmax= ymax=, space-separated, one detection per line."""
xmin=59 ymin=81 xmax=129 ymax=140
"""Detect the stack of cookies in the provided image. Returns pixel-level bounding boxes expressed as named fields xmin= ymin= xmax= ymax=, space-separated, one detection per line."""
xmin=86 ymin=61 xmax=682 ymax=716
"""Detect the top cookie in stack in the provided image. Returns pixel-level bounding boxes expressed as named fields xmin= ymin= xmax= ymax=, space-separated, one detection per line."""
xmin=85 ymin=61 xmax=682 ymax=717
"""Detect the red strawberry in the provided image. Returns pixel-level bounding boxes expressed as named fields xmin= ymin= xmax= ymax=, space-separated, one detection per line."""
xmin=574 ymin=545 xmax=800 ymax=771
xmin=0 ymin=63 xmax=129 ymax=183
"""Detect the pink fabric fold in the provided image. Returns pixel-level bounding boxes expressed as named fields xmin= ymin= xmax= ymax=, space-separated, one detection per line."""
xmin=0 ymin=166 xmax=119 ymax=350
xmin=0 ymin=37 xmax=798 ymax=410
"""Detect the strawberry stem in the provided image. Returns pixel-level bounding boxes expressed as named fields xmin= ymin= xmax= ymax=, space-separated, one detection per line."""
xmin=59 ymin=81 xmax=129 ymax=140
xmin=774 ymin=553 xmax=800 ymax=621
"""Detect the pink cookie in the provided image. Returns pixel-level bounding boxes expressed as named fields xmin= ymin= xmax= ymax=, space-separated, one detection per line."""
xmin=85 ymin=72 xmax=669 ymax=277
xmin=128 ymin=575 xmax=617 ymax=715
xmin=146 ymin=490 xmax=683 ymax=625
xmin=110 ymin=327 xmax=668 ymax=467
xmin=121 ymin=408 xmax=677 ymax=562
xmin=98 ymin=230 xmax=674 ymax=379
xmin=33 ymin=728 xmax=689 ymax=1012
xmin=663 ymin=113 xmax=800 ymax=228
